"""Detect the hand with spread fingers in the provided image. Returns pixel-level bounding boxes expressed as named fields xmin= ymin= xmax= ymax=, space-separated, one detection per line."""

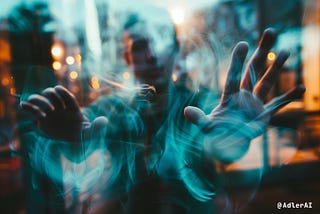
xmin=20 ymin=85 xmax=108 ymax=142
xmin=184 ymin=29 xmax=305 ymax=163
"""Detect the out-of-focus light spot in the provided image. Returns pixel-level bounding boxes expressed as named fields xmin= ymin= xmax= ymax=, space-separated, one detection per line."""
xmin=75 ymin=54 xmax=82 ymax=64
xmin=122 ymin=71 xmax=130 ymax=80
xmin=71 ymin=85 xmax=80 ymax=93
xmin=170 ymin=7 xmax=185 ymax=25
xmin=52 ymin=61 xmax=62 ymax=70
xmin=66 ymin=56 xmax=75 ymax=65
xmin=91 ymin=82 xmax=100 ymax=89
xmin=172 ymin=73 xmax=178 ymax=82
xmin=267 ymin=52 xmax=276 ymax=61
xmin=1 ymin=77 xmax=10 ymax=86
xmin=9 ymin=87 xmax=16 ymax=96
xmin=91 ymin=76 xmax=100 ymax=89
xmin=51 ymin=44 xmax=64 ymax=59
xmin=89 ymin=92 xmax=98 ymax=100
xmin=69 ymin=71 xmax=78 ymax=80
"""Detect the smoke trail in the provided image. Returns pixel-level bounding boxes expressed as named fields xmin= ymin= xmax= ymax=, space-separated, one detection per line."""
xmin=10 ymin=1 xmax=306 ymax=213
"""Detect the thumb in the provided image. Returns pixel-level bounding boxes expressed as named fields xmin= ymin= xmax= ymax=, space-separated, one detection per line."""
xmin=82 ymin=116 xmax=108 ymax=141
xmin=91 ymin=116 xmax=109 ymax=133
xmin=184 ymin=106 xmax=208 ymax=125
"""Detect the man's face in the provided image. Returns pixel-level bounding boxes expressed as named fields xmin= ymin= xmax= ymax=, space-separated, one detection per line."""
xmin=123 ymin=22 xmax=178 ymax=93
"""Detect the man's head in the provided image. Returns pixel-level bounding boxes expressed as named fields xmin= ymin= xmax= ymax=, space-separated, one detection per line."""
xmin=121 ymin=8 xmax=179 ymax=93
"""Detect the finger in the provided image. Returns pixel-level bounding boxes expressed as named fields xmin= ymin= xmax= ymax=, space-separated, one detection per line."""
xmin=20 ymin=101 xmax=46 ymax=119
xmin=221 ymin=42 xmax=248 ymax=103
xmin=42 ymin=87 xmax=65 ymax=110
xmin=54 ymin=85 xmax=80 ymax=111
xmin=82 ymin=117 xmax=108 ymax=142
xmin=265 ymin=85 xmax=305 ymax=115
xmin=25 ymin=94 xmax=54 ymax=115
xmin=253 ymin=50 xmax=290 ymax=100
xmin=90 ymin=117 xmax=108 ymax=136
xmin=241 ymin=28 xmax=277 ymax=91
xmin=184 ymin=106 xmax=209 ymax=126
xmin=91 ymin=116 xmax=109 ymax=132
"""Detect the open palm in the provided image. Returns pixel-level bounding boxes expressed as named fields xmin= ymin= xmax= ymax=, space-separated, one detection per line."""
xmin=184 ymin=29 xmax=305 ymax=163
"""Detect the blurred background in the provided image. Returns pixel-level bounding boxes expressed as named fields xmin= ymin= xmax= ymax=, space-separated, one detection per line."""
xmin=0 ymin=0 xmax=319 ymax=213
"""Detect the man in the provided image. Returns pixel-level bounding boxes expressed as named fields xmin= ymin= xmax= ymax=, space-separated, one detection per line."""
xmin=20 ymin=7 xmax=305 ymax=213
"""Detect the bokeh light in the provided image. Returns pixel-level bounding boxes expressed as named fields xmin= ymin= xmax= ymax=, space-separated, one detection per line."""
xmin=51 ymin=44 xmax=64 ymax=59
xmin=170 ymin=7 xmax=185 ymax=25
xmin=52 ymin=61 xmax=62 ymax=70
xmin=66 ymin=56 xmax=75 ymax=65
xmin=91 ymin=76 xmax=100 ymax=89
xmin=122 ymin=71 xmax=130 ymax=80
xmin=75 ymin=54 xmax=82 ymax=64
xmin=267 ymin=52 xmax=276 ymax=61
xmin=69 ymin=71 xmax=78 ymax=80
xmin=172 ymin=73 xmax=178 ymax=82
xmin=1 ymin=77 xmax=10 ymax=86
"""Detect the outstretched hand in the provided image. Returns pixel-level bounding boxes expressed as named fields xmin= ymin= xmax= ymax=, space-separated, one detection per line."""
xmin=184 ymin=29 xmax=305 ymax=163
xmin=20 ymin=85 xmax=108 ymax=142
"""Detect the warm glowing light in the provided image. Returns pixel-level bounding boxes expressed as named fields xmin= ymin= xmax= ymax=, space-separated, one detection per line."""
xmin=52 ymin=61 xmax=62 ymax=70
xmin=1 ymin=77 xmax=10 ymax=86
xmin=66 ymin=56 xmax=75 ymax=65
xmin=172 ymin=73 xmax=178 ymax=82
xmin=170 ymin=7 xmax=185 ymax=25
xmin=9 ymin=87 xmax=16 ymax=96
xmin=75 ymin=54 xmax=82 ymax=63
xmin=91 ymin=76 xmax=100 ymax=89
xmin=89 ymin=92 xmax=98 ymax=100
xmin=51 ymin=44 xmax=64 ymax=59
xmin=122 ymin=72 xmax=130 ymax=80
xmin=267 ymin=52 xmax=276 ymax=61
xmin=69 ymin=71 xmax=78 ymax=80
xmin=91 ymin=82 xmax=100 ymax=89
xmin=71 ymin=85 xmax=80 ymax=93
